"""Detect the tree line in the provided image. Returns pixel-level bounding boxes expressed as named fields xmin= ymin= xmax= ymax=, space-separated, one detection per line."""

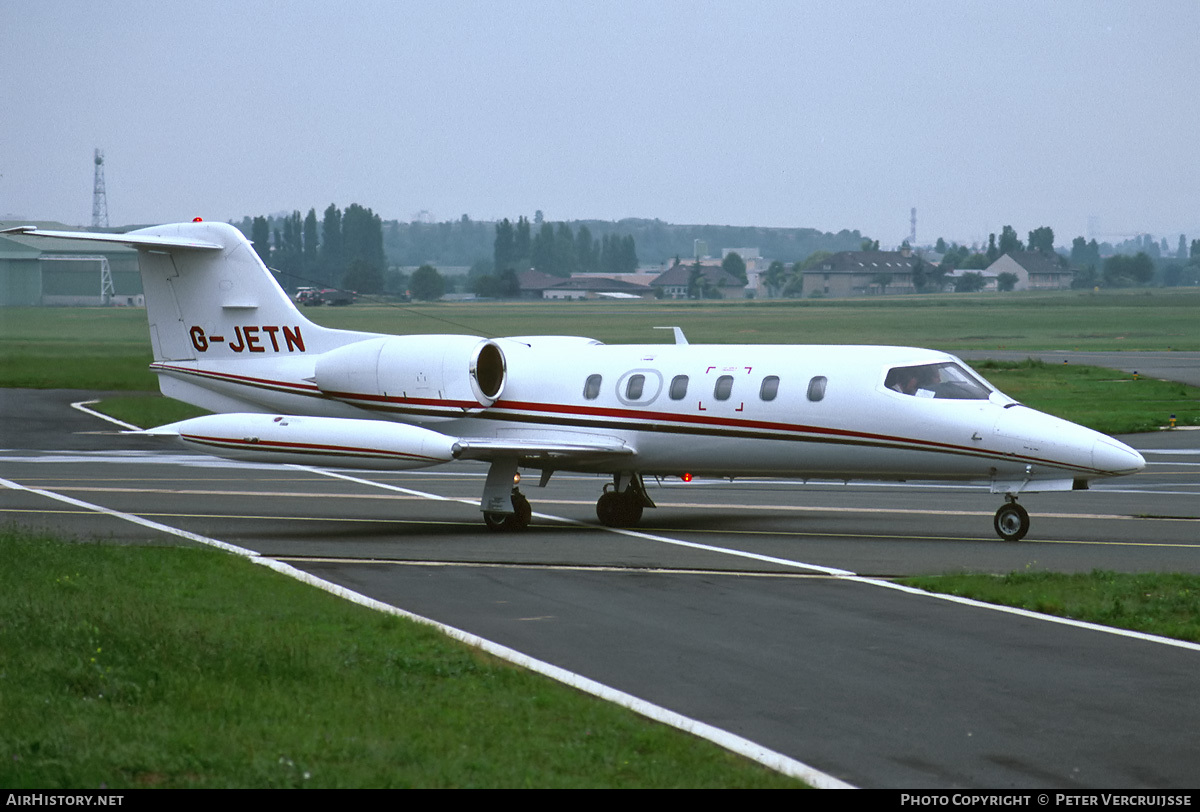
xmin=235 ymin=203 xmax=386 ymax=294
xmin=236 ymin=207 xmax=1200 ymax=301
xmin=493 ymin=217 xmax=638 ymax=277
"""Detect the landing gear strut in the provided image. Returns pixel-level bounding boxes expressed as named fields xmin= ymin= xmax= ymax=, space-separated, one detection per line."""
xmin=484 ymin=488 xmax=531 ymax=532
xmin=595 ymin=473 xmax=654 ymax=528
xmin=993 ymin=496 xmax=1030 ymax=542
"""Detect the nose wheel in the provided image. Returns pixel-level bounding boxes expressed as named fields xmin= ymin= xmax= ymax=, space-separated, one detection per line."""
xmin=993 ymin=499 xmax=1030 ymax=542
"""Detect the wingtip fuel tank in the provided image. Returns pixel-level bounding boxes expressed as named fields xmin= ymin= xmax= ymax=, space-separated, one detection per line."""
xmin=146 ymin=413 xmax=458 ymax=470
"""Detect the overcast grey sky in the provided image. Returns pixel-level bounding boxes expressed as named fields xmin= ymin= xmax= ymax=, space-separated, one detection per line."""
xmin=3 ymin=0 xmax=1197 ymax=248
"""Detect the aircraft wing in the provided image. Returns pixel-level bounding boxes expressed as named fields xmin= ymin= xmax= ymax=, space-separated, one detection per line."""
xmin=0 ymin=226 xmax=222 ymax=251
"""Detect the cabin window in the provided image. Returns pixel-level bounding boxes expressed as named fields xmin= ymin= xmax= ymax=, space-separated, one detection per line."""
xmin=807 ymin=376 xmax=827 ymax=402
xmin=583 ymin=374 xmax=602 ymax=400
xmin=625 ymin=374 xmax=645 ymax=400
xmin=759 ymin=375 xmax=780 ymax=401
xmin=884 ymin=362 xmax=991 ymax=400
xmin=714 ymin=375 xmax=734 ymax=401
xmin=669 ymin=375 xmax=689 ymax=400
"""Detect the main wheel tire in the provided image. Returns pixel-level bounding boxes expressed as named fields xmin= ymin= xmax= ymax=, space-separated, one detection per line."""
xmin=596 ymin=491 xmax=623 ymax=526
xmin=510 ymin=492 xmax=532 ymax=530
xmin=484 ymin=492 xmax=533 ymax=532
xmin=596 ymin=491 xmax=643 ymax=527
xmin=993 ymin=502 xmax=1030 ymax=542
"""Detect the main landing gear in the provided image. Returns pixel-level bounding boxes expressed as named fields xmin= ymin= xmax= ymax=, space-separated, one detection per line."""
xmin=595 ymin=473 xmax=655 ymax=528
xmin=993 ymin=496 xmax=1030 ymax=542
xmin=483 ymin=487 xmax=531 ymax=532
xmin=480 ymin=458 xmax=531 ymax=532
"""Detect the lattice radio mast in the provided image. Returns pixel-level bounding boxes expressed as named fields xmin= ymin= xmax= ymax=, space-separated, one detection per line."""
xmin=92 ymin=148 xmax=109 ymax=228
xmin=909 ymin=207 xmax=917 ymax=247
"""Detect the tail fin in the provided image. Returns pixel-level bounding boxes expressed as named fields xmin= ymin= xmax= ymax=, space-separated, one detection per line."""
xmin=16 ymin=221 xmax=361 ymax=362
xmin=129 ymin=221 xmax=351 ymax=362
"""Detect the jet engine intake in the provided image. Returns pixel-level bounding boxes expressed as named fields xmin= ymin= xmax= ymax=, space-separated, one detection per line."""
xmin=314 ymin=334 xmax=507 ymax=412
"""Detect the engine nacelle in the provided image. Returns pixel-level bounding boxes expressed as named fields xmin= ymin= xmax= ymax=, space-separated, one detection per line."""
xmin=313 ymin=334 xmax=506 ymax=414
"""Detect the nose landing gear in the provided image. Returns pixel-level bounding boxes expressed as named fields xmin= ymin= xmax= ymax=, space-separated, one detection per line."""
xmin=993 ymin=497 xmax=1030 ymax=542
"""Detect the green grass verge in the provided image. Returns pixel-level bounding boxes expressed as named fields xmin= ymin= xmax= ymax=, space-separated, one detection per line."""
xmin=88 ymin=395 xmax=210 ymax=428
xmin=0 ymin=529 xmax=805 ymax=789
xmin=899 ymin=571 xmax=1200 ymax=644
xmin=3 ymin=289 xmax=1199 ymax=392
xmin=0 ymin=308 xmax=156 ymax=390
xmin=303 ymin=289 xmax=1200 ymax=351
xmin=973 ymin=359 xmax=1200 ymax=434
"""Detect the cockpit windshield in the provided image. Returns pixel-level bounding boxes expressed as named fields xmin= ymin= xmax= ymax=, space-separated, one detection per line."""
xmin=884 ymin=362 xmax=992 ymax=400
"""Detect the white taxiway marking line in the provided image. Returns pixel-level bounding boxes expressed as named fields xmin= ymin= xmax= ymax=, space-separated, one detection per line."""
xmin=298 ymin=467 xmax=1200 ymax=653
xmin=299 ymin=467 xmax=856 ymax=577
xmin=0 ymin=472 xmax=851 ymax=789
xmin=70 ymin=399 xmax=141 ymax=431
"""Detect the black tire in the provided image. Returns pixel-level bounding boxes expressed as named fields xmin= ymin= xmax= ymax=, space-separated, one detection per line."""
xmin=483 ymin=492 xmax=532 ymax=532
xmin=596 ymin=491 xmax=643 ymax=528
xmin=596 ymin=491 xmax=623 ymax=527
xmin=993 ymin=502 xmax=1030 ymax=542
xmin=509 ymin=492 xmax=532 ymax=530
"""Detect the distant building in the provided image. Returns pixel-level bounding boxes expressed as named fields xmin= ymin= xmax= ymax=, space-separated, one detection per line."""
xmin=943 ymin=268 xmax=999 ymax=292
xmin=800 ymin=250 xmax=920 ymax=298
xmin=985 ymin=252 xmax=1075 ymax=290
xmin=0 ymin=222 xmax=142 ymax=306
xmin=541 ymin=275 xmax=655 ymax=300
xmin=517 ymin=269 xmax=563 ymax=299
xmin=651 ymin=262 xmax=746 ymax=299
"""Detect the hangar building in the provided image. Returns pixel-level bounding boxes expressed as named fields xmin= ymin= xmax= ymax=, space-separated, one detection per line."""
xmin=0 ymin=222 xmax=143 ymax=306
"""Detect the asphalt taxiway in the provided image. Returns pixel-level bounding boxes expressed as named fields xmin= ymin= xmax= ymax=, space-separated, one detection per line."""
xmin=3 ymin=384 xmax=1199 ymax=788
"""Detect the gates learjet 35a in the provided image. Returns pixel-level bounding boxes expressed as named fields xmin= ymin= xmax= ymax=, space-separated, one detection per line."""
xmin=9 ymin=220 xmax=1145 ymax=541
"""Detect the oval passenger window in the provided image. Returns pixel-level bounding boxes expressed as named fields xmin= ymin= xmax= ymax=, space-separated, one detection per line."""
xmin=760 ymin=375 xmax=779 ymax=401
xmin=807 ymin=375 xmax=827 ymax=402
xmin=626 ymin=374 xmax=645 ymax=400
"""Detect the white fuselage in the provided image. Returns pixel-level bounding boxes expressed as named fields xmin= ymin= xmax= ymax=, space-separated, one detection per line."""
xmin=149 ymin=337 xmax=1143 ymax=487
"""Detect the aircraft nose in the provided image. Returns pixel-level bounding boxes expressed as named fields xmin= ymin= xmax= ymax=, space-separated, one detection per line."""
xmin=1092 ymin=437 xmax=1146 ymax=475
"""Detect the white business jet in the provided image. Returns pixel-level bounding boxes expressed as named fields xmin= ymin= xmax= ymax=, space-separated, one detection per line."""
xmin=7 ymin=220 xmax=1145 ymax=541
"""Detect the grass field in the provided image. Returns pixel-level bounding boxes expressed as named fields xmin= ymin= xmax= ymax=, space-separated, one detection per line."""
xmin=900 ymin=570 xmax=1200 ymax=643
xmin=298 ymin=288 xmax=1200 ymax=351
xmin=973 ymin=359 xmax=1199 ymax=434
xmin=3 ymin=287 xmax=1200 ymax=390
xmin=0 ymin=530 xmax=803 ymax=789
